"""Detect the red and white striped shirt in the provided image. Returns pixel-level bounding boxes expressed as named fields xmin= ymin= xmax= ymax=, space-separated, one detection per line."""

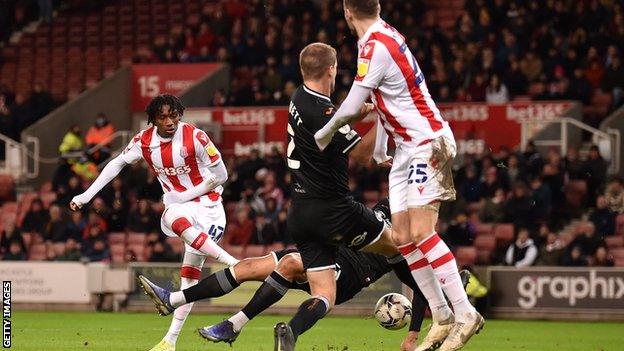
xmin=121 ymin=122 xmax=223 ymax=205
xmin=354 ymin=20 xmax=451 ymax=148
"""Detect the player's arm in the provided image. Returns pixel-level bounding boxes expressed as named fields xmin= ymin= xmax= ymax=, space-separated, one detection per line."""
xmin=315 ymin=41 xmax=388 ymax=150
xmin=70 ymin=154 xmax=128 ymax=210
xmin=70 ymin=132 xmax=145 ymax=210
xmin=315 ymin=84 xmax=372 ymax=150
xmin=162 ymin=160 xmax=228 ymax=206
xmin=163 ymin=130 xmax=228 ymax=206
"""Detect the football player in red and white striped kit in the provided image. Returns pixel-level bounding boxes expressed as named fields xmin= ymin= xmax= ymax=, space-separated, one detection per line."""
xmin=315 ymin=1 xmax=483 ymax=350
xmin=70 ymin=94 xmax=238 ymax=351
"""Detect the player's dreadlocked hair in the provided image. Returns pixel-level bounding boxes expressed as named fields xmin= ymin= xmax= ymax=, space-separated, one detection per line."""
xmin=145 ymin=94 xmax=185 ymax=125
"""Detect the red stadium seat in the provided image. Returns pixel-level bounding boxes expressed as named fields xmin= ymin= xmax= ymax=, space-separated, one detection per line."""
xmin=455 ymin=246 xmax=477 ymax=267
xmin=493 ymin=224 xmax=515 ymax=245
xmin=244 ymin=245 xmax=265 ymax=258
xmin=476 ymin=249 xmax=492 ymax=265
xmin=29 ymin=243 xmax=47 ymax=260
xmin=616 ymin=214 xmax=624 ymax=236
xmin=108 ymin=232 xmax=126 ymax=245
xmin=110 ymin=243 xmax=125 ymax=257
xmin=166 ymin=237 xmax=185 ymax=255
xmin=474 ymin=223 xmax=493 ymax=236
xmin=2 ymin=202 xmax=19 ymax=214
xmin=127 ymin=232 xmax=146 ymax=245
xmin=127 ymin=244 xmax=145 ymax=261
xmin=605 ymin=236 xmax=624 ymax=249
xmin=609 ymin=248 xmax=624 ymax=260
xmin=474 ymin=235 xmax=496 ymax=251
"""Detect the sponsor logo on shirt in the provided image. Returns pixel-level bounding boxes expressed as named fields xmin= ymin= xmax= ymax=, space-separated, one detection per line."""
xmin=154 ymin=165 xmax=191 ymax=176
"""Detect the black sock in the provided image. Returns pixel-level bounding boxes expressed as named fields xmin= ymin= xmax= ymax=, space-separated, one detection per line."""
xmin=388 ymin=254 xmax=428 ymax=331
xmin=288 ymin=297 xmax=329 ymax=341
xmin=182 ymin=268 xmax=239 ymax=303
xmin=240 ymin=271 xmax=291 ymax=320
xmin=388 ymin=254 xmax=420 ymax=291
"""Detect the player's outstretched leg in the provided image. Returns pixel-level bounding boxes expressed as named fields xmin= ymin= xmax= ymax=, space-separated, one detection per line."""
xmin=138 ymin=275 xmax=176 ymax=316
xmin=199 ymin=253 xmax=303 ymax=344
xmin=161 ymin=204 xmax=238 ymax=266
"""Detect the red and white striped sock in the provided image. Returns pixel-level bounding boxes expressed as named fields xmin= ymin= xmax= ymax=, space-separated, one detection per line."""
xmin=398 ymin=242 xmax=452 ymax=322
xmin=171 ymin=217 xmax=238 ymax=266
xmin=418 ymin=233 xmax=476 ymax=323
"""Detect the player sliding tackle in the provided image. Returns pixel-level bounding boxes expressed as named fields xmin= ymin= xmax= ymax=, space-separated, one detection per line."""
xmin=70 ymin=94 xmax=238 ymax=351
xmin=138 ymin=199 xmax=470 ymax=350
xmin=314 ymin=1 xmax=483 ymax=350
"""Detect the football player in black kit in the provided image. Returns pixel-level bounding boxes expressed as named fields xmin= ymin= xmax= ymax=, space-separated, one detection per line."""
xmin=274 ymin=42 xmax=427 ymax=350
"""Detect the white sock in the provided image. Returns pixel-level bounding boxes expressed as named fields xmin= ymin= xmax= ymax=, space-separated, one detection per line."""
xmin=164 ymin=277 xmax=197 ymax=345
xmin=169 ymin=291 xmax=186 ymax=308
xmin=398 ymin=242 xmax=452 ymax=322
xmin=228 ymin=311 xmax=250 ymax=332
xmin=172 ymin=218 xmax=239 ymax=266
xmin=418 ymin=233 xmax=476 ymax=323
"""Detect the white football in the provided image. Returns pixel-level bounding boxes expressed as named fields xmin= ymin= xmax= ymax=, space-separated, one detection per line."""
xmin=374 ymin=293 xmax=412 ymax=330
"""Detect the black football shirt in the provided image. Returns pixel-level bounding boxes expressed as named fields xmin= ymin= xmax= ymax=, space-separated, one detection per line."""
xmin=287 ymin=85 xmax=361 ymax=200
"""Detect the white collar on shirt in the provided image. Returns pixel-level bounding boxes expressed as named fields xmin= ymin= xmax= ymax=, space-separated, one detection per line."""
xmin=303 ymin=85 xmax=331 ymax=102
xmin=357 ymin=19 xmax=385 ymax=50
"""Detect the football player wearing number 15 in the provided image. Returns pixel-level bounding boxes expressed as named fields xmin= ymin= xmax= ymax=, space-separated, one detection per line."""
xmin=314 ymin=1 xmax=483 ymax=351
xmin=70 ymin=94 xmax=238 ymax=351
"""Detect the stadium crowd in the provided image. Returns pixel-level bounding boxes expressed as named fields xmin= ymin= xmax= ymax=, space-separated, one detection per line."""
xmin=1 ymin=125 xmax=622 ymax=268
xmin=131 ymin=0 xmax=624 ymax=113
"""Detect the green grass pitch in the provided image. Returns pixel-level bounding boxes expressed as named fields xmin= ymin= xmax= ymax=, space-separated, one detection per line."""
xmin=10 ymin=311 xmax=622 ymax=350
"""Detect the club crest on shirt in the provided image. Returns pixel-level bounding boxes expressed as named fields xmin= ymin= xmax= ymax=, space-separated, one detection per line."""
xmin=356 ymin=58 xmax=370 ymax=79
xmin=180 ymin=146 xmax=188 ymax=158
xmin=206 ymin=142 xmax=218 ymax=157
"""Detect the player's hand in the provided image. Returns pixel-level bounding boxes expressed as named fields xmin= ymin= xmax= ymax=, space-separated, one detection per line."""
xmin=69 ymin=194 xmax=87 ymax=211
xmin=400 ymin=331 xmax=419 ymax=351
xmin=162 ymin=192 xmax=182 ymax=207
xmin=360 ymin=102 xmax=375 ymax=117
xmin=378 ymin=156 xmax=393 ymax=168
xmin=314 ymin=129 xmax=333 ymax=151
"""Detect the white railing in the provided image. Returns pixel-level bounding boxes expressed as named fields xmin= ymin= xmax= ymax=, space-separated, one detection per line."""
xmin=520 ymin=117 xmax=621 ymax=174
xmin=0 ymin=131 xmax=133 ymax=182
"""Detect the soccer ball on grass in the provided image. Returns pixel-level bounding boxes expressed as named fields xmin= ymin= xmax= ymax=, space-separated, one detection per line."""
xmin=374 ymin=293 xmax=412 ymax=330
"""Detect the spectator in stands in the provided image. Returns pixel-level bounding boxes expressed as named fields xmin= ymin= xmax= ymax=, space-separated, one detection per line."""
xmin=505 ymin=228 xmax=538 ymax=267
xmin=83 ymin=211 xmax=108 ymax=240
xmin=126 ymin=199 xmax=158 ymax=233
xmin=443 ymin=212 xmax=475 ymax=249
xmin=591 ymin=246 xmax=614 ymax=267
xmin=536 ymin=232 xmax=565 ymax=266
xmin=572 ymin=222 xmax=605 ymax=257
xmin=55 ymin=238 xmax=81 ymax=261
xmin=149 ymin=241 xmax=177 ymax=262
xmin=504 ymin=182 xmax=534 ymax=229
xmin=0 ymin=222 xmax=25 ymax=254
xmin=59 ymin=124 xmax=83 ymax=155
xmin=583 ymin=145 xmax=608 ymax=204
xmin=604 ymin=177 xmax=624 ymax=213
xmin=505 ymin=154 xmax=525 ymax=186
xmin=224 ymin=208 xmax=254 ymax=247
xmin=85 ymin=113 xmax=115 ymax=164
xmin=55 ymin=176 xmax=82 ymax=207
xmin=562 ymin=246 xmax=588 ymax=267
xmin=108 ymin=199 xmax=128 ymax=233
xmin=275 ymin=209 xmax=290 ymax=244
xmin=479 ymin=188 xmax=506 ymax=223
xmin=601 ymin=57 xmax=624 ymax=109
xmin=138 ymin=171 xmax=163 ymax=202
xmin=43 ymin=204 xmax=69 ymax=243
xmin=29 ymin=83 xmax=55 ymax=121
xmin=563 ymin=146 xmax=584 ymax=180
xmin=2 ymin=241 xmax=27 ymax=261
xmin=485 ymin=74 xmax=509 ymax=103
xmin=21 ymin=199 xmax=49 ymax=235
xmin=530 ymin=176 xmax=552 ymax=222
xmin=237 ymin=181 xmax=266 ymax=216
xmin=82 ymin=227 xmax=110 ymax=262
xmin=256 ymin=171 xmax=284 ymax=210
xmin=457 ymin=166 xmax=481 ymax=203
xmin=480 ymin=166 xmax=504 ymax=199
xmin=590 ymin=196 xmax=617 ymax=236
xmin=66 ymin=211 xmax=85 ymax=242
xmin=254 ymin=214 xmax=277 ymax=245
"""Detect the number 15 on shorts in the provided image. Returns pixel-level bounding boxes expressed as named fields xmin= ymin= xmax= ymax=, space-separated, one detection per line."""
xmin=407 ymin=163 xmax=428 ymax=184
